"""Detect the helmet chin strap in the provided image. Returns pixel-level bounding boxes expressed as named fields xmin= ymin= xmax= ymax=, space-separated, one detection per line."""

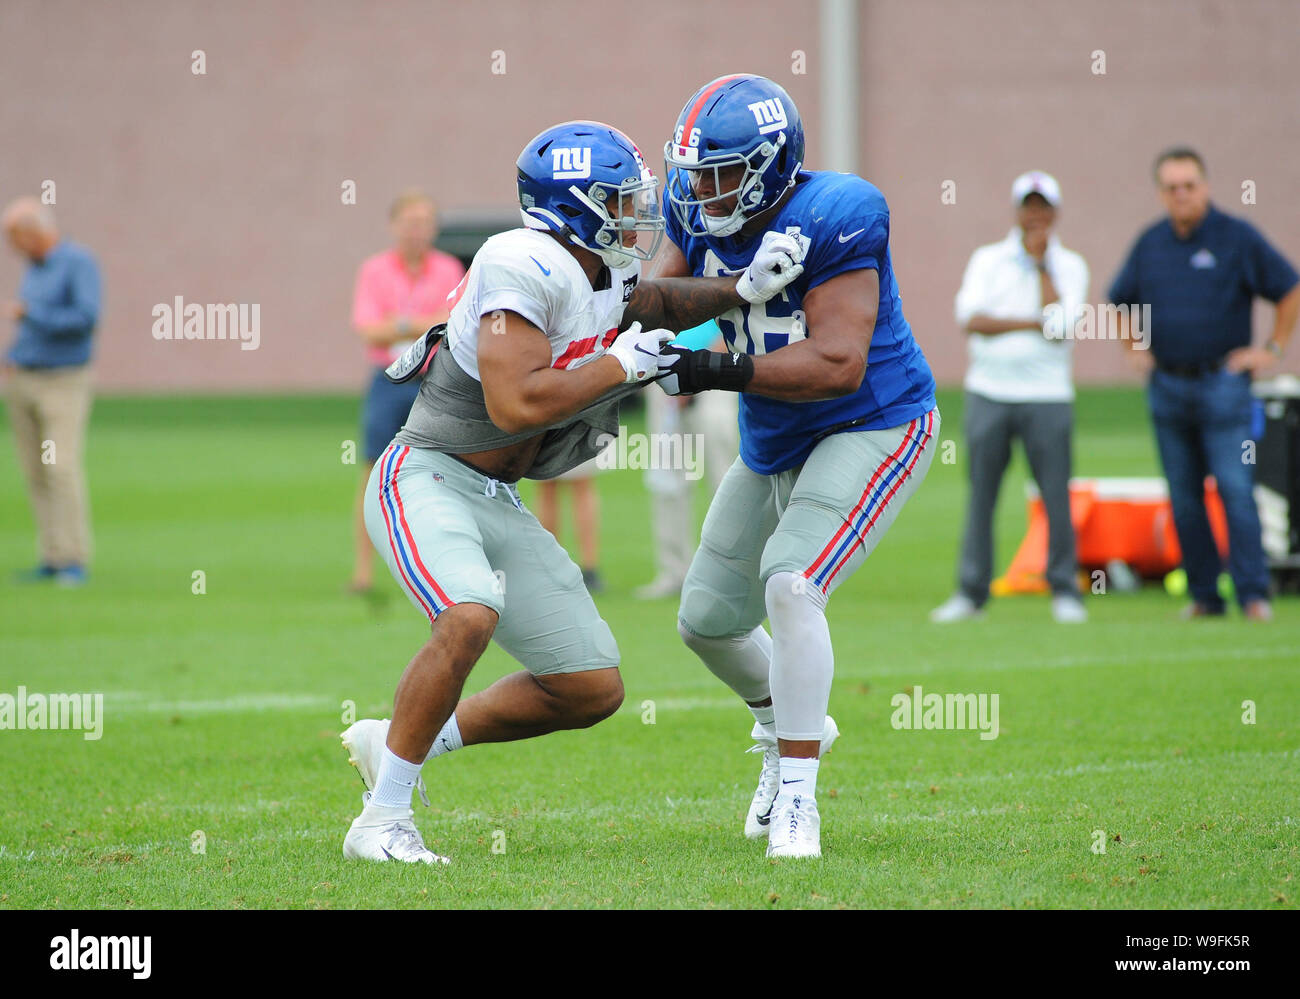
xmin=700 ymin=164 xmax=799 ymax=240
xmin=700 ymin=172 xmax=762 ymax=237
xmin=593 ymin=245 xmax=636 ymax=267
xmin=564 ymin=228 xmax=634 ymax=268
xmin=701 ymin=209 xmax=747 ymax=237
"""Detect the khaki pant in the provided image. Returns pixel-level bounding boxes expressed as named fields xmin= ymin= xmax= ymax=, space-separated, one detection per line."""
xmin=5 ymin=365 xmax=94 ymax=566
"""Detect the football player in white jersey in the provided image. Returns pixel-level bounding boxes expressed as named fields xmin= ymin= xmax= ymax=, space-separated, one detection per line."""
xmin=340 ymin=120 xmax=805 ymax=864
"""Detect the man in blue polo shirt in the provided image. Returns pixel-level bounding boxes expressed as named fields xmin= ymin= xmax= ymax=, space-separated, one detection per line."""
xmin=1110 ymin=148 xmax=1300 ymax=620
xmin=2 ymin=197 xmax=101 ymax=586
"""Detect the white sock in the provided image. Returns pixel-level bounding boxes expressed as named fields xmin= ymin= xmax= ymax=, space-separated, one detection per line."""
xmin=677 ymin=620 xmax=772 ymax=704
xmin=370 ymin=747 xmax=423 ymax=809
xmin=778 ymin=756 xmax=819 ymax=799
xmin=424 ymin=712 xmax=463 ymax=760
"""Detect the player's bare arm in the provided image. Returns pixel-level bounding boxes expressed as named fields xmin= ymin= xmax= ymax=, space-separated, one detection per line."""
xmin=625 ymin=234 xmax=805 ymax=333
xmin=658 ymin=267 xmax=878 ymax=401
xmin=477 ymin=310 xmax=626 ymax=435
xmin=623 ymin=240 xmax=741 ymax=330
xmin=623 ymin=275 xmax=746 ymax=332
xmin=470 ymin=308 xmax=667 ymax=478
xmin=745 ymin=267 xmax=877 ymax=401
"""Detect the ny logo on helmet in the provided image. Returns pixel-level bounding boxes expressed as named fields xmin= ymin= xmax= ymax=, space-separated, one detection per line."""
xmin=747 ymin=99 xmax=787 ymax=135
xmin=552 ymin=147 xmax=591 ymax=180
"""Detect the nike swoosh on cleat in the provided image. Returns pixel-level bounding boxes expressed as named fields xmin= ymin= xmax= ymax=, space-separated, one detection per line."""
xmin=379 ymin=844 xmax=395 ymax=860
xmin=530 ymin=256 xmax=551 ymax=276
xmin=837 ymin=228 xmax=866 ymax=243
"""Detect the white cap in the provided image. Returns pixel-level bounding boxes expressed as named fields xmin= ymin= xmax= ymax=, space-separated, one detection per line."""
xmin=1010 ymin=170 xmax=1061 ymax=207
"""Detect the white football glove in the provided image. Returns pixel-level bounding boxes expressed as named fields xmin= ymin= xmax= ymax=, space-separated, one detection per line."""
xmin=607 ymin=321 xmax=674 ymax=383
xmin=736 ymin=231 xmax=806 ymax=305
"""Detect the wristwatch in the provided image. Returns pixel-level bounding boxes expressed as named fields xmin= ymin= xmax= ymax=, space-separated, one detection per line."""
xmin=1265 ymin=340 xmax=1284 ymax=359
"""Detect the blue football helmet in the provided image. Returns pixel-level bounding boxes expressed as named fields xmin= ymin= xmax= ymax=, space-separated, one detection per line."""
xmin=517 ymin=121 xmax=664 ymax=267
xmin=663 ymin=74 xmax=805 ymax=237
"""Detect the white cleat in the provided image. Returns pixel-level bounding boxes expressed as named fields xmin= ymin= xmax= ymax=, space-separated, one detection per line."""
xmin=743 ymin=715 xmax=839 ymax=839
xmin=743 ymin=732 xmax=780 ymax=839
xmin=343 ymin=796 xmax=450 ymax=865
xmin=341 ymin=717 xmax=429 ymax=807
xmin=766 ymin=793 xmax=821 ymax=859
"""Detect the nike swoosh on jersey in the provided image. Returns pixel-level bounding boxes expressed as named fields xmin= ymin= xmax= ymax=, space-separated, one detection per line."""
xmin=837 ymin=228 xmax=866 ymax=243
xmin=530 ymin=256 xmax=551 ymax=276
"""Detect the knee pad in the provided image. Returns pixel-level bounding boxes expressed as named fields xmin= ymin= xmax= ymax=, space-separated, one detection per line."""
xmin=677 ymin=584 xmax=744 ymax=642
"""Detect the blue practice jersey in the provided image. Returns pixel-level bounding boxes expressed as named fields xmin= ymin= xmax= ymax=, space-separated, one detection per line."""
xmin=666 ymin=169 xmax=936 ymax=474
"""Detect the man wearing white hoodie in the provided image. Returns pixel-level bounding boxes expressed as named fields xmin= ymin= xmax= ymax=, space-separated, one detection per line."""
xmin=931 ymin=171 xmax=1090 ymax=624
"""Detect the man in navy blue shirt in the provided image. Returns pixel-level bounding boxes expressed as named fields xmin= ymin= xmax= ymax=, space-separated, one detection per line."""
xmin=1109 ymin=148 xmax=1300 ymax=620
xmin=2 ymin=197 xmax=101 ymax=586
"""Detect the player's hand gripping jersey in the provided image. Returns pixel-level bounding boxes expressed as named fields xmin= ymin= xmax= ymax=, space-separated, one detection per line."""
xmin=665 ymin=168 xmax=936 ymax=474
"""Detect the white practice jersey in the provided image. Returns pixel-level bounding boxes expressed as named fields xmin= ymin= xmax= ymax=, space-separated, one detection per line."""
xmin=444 ymin=229 xmax=639 ymax=380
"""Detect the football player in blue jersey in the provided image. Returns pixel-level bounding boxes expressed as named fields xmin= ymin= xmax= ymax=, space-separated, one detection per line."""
xmin=654 ymin=74 xmax=941 ymax=857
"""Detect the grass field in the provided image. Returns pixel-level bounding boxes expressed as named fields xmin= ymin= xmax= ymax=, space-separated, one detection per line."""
xmin=0 ymin=387 xmax=1296 ymax=909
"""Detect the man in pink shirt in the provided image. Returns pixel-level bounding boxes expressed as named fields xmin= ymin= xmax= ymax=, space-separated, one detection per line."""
xmin=350 ymin=190 xmax=465 ymax=593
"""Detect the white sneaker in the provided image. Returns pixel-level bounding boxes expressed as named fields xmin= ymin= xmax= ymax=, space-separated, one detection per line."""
xmin=343 ymin=796 xmax=450 ymax=864
xmin=929 ymin=594 xmax=984 ymax=623
xmin=766 ymin=793 xmax=821 ymax=858
xmin=1051 ymin=594 xmax=1088 ymax=623
xmin=743 ymin=715 xmax=840 ymax=839
xmin=340 ymin=718 xmax=430 ymax=807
